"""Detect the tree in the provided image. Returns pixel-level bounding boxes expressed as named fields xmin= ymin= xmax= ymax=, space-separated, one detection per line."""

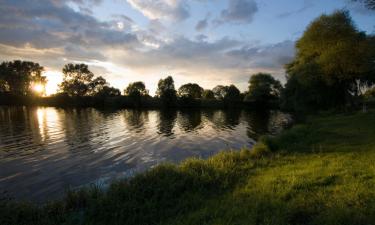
xmin=0 ymin=60 xmax=45 ymax=95
xmin=246 ymin=73 xmax=282 ymax=105
xmin=202 ymin=89 xmax=215 ymax=100
xmin=224 ymin=85 xmax=241 ymax=102
xmin=89 ymin=76 xmax=108 ymax=96
xmin=178 ymin=83 xmax=203 ymax=99
xmin=156 ymin=76 xmax=177 ymax=106
xmin=212 ymin=85 xmax=227 ymax=100
xmin=212 ymin=85 xmax=241 ymax=101
xmin=59 ymin=64 xmax=94 ymax=97
xmin=283 ymin=10 xmax=375 ymax=110
xmin=0 ymin=80 xmax=9 ymax=93
xmin=95 ymin=86 xmax=121 ymax=97
xmin=124 ymin=82 xmax=149 ymax=97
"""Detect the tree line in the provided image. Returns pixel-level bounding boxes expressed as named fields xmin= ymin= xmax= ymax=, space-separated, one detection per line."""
xmin=1 ymin=10 xmax=374 ymax=111
xmin=0 ymin=61 xmax=282 ymax=108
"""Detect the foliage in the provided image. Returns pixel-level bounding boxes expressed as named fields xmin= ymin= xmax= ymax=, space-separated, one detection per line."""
xmin=212 ymin=85 xmax=241 ymax=101
xmin=88 ymin=76 xmax=108 ymax=96
xmin=202 ymin=89 xmax=215 ymax=100
xmin=124 ymin=81 xmax=149 ymax=97
xmin=156 ymin=76 xmax=177 ymax=106
xmin=0 ymin=60 xmax=45 ymax=95
xmin=178 ymin=83 xmax=204 ymax=99
xmin=59 ymin=64 xmax=94 ymax=96
xmin=283 ymin=10 xmax=375 ymax=111
xmin=95 ymin=86 xmax=121 ymax=97
xmin=59 ymin=64 xmax=118 ymax=97
xmin=246 ymin=73 xmax=282 ymax=105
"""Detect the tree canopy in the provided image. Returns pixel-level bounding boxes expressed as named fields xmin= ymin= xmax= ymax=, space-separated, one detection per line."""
xmin=0 ymin=60 xmax=46 ymax=95
xmin=124 ymin=82 xmax=149 ymax=97
xmin=59 ymin=64 xmax=119 ymax=97
xmin=212 ymin=85 xmax=241 ymax=101
xmin=178 ymin=83 xmax=204 ymax=99
xmin=156 ymin=76 xmax=177 ymax=106
xmin=283 ymin=10 xmax=375 ymax=111
xmin=202 ymin=89 xmax=215 ymax=100
xmin=59 ymin=64 xmax=94 ymax=96
xmin=246 ymin=73 xmax=282 ymax=105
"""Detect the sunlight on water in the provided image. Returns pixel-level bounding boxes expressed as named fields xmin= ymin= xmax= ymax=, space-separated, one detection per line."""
xmin=0 ymin=106 xmax=291 ymax=202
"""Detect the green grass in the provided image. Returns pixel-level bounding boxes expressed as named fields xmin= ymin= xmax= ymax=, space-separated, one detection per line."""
xmin=1 ymin=110 xmax=375 ymax=225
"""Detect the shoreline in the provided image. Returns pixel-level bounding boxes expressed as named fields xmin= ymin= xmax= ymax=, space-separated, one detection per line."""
xmin=1 ymin=109 xmax=375 ymax=224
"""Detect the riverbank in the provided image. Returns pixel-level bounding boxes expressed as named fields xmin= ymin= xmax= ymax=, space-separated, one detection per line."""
xmin=1 ymin=110 xmax=375 ymax=225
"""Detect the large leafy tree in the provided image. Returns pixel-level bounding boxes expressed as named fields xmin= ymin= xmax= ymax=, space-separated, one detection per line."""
xmin=124 ymin=81 xmax=149 ymax=97
xmin=88 ymin=76 xmax=108 ymax=96
xmin=0 ymin=60 xmax=45 ymax=95
xmin=212 ymin=85 xmax=227 ymax=100
xmin=96 ymin=86 xmax=121 ymax=97
xmin=284 ymin=10 xmax=375 ymax=110
xmin=178 ymin=83 xmax=204 ymax=99
xmin=59 ymin=64 xmax=118 ymax=97
xmin=212 ymin=85 xmax=241 ymax=101
xmin=246 ymin=73 xmax=282 ymax=104
xmin=156 ymin=76 xmax=177 ymax=106
xmin=202 ymin=89 xmax=215 ymax=100
xmin=59 ymin=64 xmax=94 ymax=97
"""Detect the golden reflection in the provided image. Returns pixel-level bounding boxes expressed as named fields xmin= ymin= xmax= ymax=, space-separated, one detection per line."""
xmin=36 ymin=108 xmax=61 ymax=142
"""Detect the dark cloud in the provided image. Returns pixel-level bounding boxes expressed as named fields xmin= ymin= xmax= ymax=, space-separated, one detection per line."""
xmin=227 ymin=40 xmax=295 ymax=69
xmin=220 ymin=0 xmax=258 ymax=24
xmin=0 ymin=0 xmax=139 ymax=63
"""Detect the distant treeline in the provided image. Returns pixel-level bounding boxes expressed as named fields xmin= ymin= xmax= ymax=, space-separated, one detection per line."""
xmin=0 ymin=61 xmax=281 ymax=109
xmin=1 ymin=10 xmax=374 ymax=112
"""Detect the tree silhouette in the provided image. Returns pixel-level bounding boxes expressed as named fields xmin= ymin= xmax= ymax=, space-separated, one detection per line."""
xmin=156 ymin=76 xmax=177 ymax=106
xmin=202 ymin=89 xmax=215 ymax=100
xmin=178 ymin=83 xmax=204 ymax=99
xmin=213 ymin=85 xmax=241 ymax=101
xmin=59 ymin=64 xmax=94 ymax=97
xmin=0 ymin=60 xmax=45 ymax=96
xmin=246 ymin=73 xmax=282 ymax=105
xmin=124 ymin=82 xmax=149 ymax=97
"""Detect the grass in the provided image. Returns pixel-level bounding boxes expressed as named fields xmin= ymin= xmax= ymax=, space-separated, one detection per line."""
xmin=1 ymin=110 xmax=375 ymax=225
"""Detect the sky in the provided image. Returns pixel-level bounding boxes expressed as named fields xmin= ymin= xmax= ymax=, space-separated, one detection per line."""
xmin=0 ymin=0 xmax=374 ymax=95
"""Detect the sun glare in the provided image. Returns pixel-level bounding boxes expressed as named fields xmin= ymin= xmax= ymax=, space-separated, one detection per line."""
xmin=44 ymin=70 xmax=63 ymax=96
xmin=33 ymin=84 xmax=45 ymax=93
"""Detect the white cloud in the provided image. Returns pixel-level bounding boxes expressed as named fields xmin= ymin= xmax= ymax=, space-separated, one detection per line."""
xmin=126 ymin=0 xmax=189 ymax=21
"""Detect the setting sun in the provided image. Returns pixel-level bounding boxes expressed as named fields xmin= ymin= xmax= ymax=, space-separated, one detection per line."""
xmin=32 ymin=84 xmax=45 ymax=94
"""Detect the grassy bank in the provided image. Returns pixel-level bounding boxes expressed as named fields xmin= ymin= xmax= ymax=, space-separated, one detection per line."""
xmin=1 ymin=110 xmax=375 ymax=225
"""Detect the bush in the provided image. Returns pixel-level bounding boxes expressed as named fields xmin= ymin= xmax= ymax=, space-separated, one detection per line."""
xmin=250 ymin=141 xmax=271 ymax=158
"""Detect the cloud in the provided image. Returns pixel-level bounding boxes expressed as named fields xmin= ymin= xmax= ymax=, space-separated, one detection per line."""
xmin=0 ymin=0 xmax=139 ymax=62
xmin=220 ymin=0 xmax=258 ymax=24
xmin=277 ymin=1 xmax=314 ymax=18
xmin=227 ymin=40 xmax=295 ymax=69
xmin=195 ymin=13 xmax=211 ymax=32
xmin=344 ymin=0 xmax=375 ymax=14
xmin=195 ymin=18 xmax=208 ymax=31
xmin=0 ymin=0 xmax=295 ymax=94
xmin=126 ymin=0 xmax=190 ymax=21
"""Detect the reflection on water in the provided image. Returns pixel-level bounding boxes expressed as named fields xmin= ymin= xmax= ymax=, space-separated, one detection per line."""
xmin=0 ymin=106 xmax=291 ymax=202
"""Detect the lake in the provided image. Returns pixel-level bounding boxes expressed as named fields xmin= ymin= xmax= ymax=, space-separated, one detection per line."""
xmin=0 ymin=106 xmax=291 ymax=202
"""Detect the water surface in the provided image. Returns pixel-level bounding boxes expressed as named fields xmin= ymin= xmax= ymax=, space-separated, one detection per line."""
xmin=0 ymin=106 xmax=290 ymax=202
